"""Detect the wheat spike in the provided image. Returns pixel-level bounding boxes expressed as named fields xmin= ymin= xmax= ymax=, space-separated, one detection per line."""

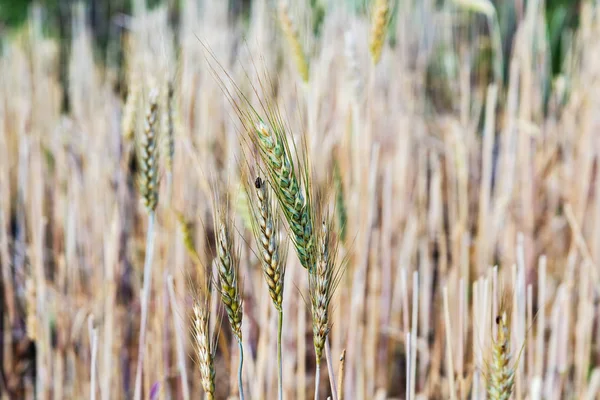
xmin=254 ymin=120 xmax=314 ymax=271
xmin=488 ymin=308 xmax=515 ymax=399
xmin=309 ymin=219 xmax=341 ymax=363
xmin=137 ymin=88 xmax=160 ymax=212
xmin=251 ymin=177 xmax=287 ymax=310
xmin=369 ymin=0 xmax=389 ymax=64
xmin=193 ymin=301 xmax=216 ymax=400
xmin=215 ymin=211 xmax=243 ymax=342
xmin=278 ymin=0 xmax=310 ymax=82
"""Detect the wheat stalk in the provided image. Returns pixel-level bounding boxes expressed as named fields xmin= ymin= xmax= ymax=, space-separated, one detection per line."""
xmin=369 ymin=0 xmax=389 ymax=64
xmin=278 ymin=0 xmax=309 ymax=82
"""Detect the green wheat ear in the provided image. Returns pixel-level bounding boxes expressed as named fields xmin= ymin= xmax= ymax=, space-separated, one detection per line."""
xmin=253 ymin=119 xmax=315 ymax=271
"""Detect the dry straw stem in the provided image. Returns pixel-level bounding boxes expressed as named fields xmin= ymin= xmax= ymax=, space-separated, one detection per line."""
xmin=278 ymin=0 xmax=310 ymax=82
xmin=369 ymin=0 xmax=389 ymax=64
xmin=193 ymin=299 xmax=216 ymax=400
xmin=137 ymin=87 xmax=160 ymax=212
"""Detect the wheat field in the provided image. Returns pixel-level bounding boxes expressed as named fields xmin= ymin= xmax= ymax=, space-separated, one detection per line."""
xmin=0 ymin=0 xmax=599 ymax=399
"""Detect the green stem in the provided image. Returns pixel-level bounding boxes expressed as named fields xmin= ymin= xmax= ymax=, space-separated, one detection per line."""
xmin=238 ymin=340 xmax=245 ymax=400
xmin=314 ymin=362 xmax=320 ymax=400
xmin=277 ymin=309 xmax=284 ymax=400
xmin=133 ymin=211 xmax=156 ymax=400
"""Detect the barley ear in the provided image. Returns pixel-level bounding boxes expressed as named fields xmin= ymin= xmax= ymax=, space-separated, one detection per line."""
xmin=369 ymin=0 xmax=389 ymax=64
xmin=137 ymin=88 xmax=160 ymax=212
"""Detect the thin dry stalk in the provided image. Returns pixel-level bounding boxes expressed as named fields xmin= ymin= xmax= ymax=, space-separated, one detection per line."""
xmin=337 ymin=350 xmax=346 ymax=400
